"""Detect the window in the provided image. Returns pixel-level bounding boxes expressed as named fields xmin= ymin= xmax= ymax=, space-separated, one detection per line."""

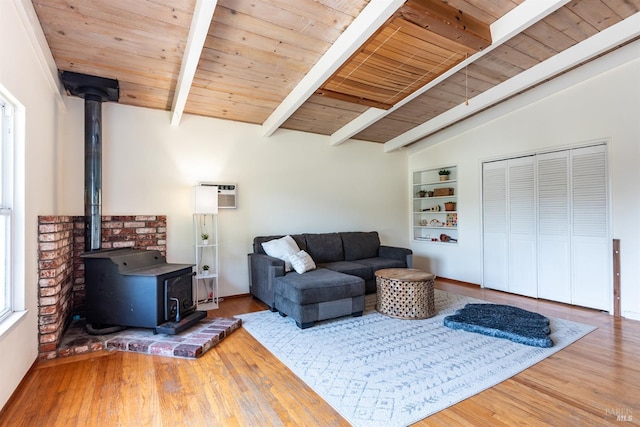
xmin=0 ymin=93 xmax=14 ymax=322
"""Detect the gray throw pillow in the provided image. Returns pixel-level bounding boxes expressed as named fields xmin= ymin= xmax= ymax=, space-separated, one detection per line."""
xmin=341 ymin=231 xmax=380 ymax=261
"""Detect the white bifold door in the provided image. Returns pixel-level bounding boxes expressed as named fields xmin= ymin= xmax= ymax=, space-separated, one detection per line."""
xmin=482 ymin=144 xmax=610 ymax=311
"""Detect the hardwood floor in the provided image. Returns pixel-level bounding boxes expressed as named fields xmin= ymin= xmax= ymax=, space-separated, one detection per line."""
xmin=1 ymin=281 xmax=639 ymax=426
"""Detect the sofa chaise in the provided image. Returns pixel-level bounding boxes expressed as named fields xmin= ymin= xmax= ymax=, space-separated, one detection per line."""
xmin=248 ymin=231 xmax=413 ymax=328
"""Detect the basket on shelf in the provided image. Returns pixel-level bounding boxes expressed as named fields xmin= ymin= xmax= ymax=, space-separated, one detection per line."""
xmin=444 ymin=202 xmax=456 ymax=211
xmin=433 ymin=187 xmax=454 ymax=196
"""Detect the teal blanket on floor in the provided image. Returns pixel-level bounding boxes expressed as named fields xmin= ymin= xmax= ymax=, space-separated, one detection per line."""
xmin=444 ymin=303 xmax=553 ymax=347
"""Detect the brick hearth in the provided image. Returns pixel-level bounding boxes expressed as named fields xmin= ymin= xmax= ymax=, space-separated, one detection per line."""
xmin=37 ymin=215 xmax=167 ymax=360
xmin=56 ymin=317 xmax=241 ymax=359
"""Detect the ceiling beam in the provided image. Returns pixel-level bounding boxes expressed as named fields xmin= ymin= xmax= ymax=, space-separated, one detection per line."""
xmin=384 ymin=12 xmax=640 ymax=152
xmin=330 ymin=0 xmax=570 ymax=146
xmin=261 ymin=0 xmax=406 ymax=138
xmin=407 ymin=37 xmax=640 ymax=155
xmin=170 ymin=0 xmax=217 ymax=126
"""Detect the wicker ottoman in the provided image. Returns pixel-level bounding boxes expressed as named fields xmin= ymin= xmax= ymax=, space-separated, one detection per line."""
xmin=375 ymin=268 xmax=436 ymax=319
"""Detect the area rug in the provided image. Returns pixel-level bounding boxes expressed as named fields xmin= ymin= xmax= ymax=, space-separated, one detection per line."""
xmin=444 ymin=303 xmax=553 ymax=348
xmin=238 ymin=291 xmax=595 ymax=427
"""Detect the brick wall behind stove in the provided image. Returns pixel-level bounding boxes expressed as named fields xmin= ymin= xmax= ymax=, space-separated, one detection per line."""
xmin=37 ymin=215 xmax=167 ymax=360
xmin=38 ymin=216 xmax=74 ymax=359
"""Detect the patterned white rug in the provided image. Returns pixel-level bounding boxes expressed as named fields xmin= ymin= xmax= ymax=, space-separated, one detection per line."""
xmin=238 ymin=290 xmax=596 ymax=427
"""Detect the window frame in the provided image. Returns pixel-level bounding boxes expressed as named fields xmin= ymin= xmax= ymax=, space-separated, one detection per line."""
xmin=0 ymin=94 xmax=13 ymax=322
xmin=0 ymin=84 xmax=26 ymax=334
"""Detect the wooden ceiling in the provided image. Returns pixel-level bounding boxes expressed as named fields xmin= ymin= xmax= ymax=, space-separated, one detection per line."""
xmin=32 ymin=0 xmax=640 ymax=150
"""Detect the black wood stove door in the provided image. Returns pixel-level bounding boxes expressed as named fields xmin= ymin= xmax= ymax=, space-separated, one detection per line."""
xmin=165 ymin=273 xmax=196 ymax=322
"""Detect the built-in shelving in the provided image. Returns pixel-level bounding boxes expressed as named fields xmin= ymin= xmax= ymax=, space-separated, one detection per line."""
xmin=412 ymin=166 xmax=458 ymax=244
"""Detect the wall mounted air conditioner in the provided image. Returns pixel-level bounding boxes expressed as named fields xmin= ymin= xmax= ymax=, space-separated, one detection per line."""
xmin=199 ymin=183 xmax=237 ymax=209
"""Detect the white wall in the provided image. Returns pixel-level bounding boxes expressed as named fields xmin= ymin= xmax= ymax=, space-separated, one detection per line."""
xmin=0 ymin=0 xmax=64 ymax=409
xmin=60 ymin=100 xmax=409 ymax=296
xmin=408 ymin=46 xmax=640 ymax=320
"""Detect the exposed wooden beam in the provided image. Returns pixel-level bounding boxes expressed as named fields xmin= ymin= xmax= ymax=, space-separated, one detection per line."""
xmin=330 ymin=0 xmax=570 ymax=146
xmin=407 ymin=37 xmax=640 ymax=156
xmin=386 ymin=12 xmax=640 ymax=152
xmin=170 ymin=0 xmax=217 ymax=126
xmin=261 ymin=0 xmax=406 ymax=138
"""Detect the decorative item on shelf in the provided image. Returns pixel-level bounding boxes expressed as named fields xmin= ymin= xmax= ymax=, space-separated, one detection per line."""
xmin=439 ymin=169 xmax=451 ymax=181
xmin=446 ymin=213 xmax=458 ymax=227
xmin=444 ymin=202 xmax=456 ymax=211
xmin=440 ymin=233 xmax=458 ymax=243
xmin=418 ymin=190 xmax=427 ymax=198
xmin=422 ymin=205 xmax=441 ymax=212
xmin=430 ymin=219 xmax=444 ymax=227
xmin=201 ymin=232 xmax=209 ymax=245
xmin=428 ymin=190 xmax=434 ymax=197
xmin=419 ymin=219 xmax=428 ymax=226
xmin=201 ymin=264 xmax=210 ymax=275
xmin=434 ymin=187 xmax=454 ymax=196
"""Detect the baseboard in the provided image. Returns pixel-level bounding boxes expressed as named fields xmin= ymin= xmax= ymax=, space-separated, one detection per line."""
xmin=0 ymin=357 xmax=38 ymax=415
xmin=435 ymin=277 xmax=481 ymax=288
xmin=221 ymin=293 xmax=251 ymax=300
xmin=622 ymin=310 xmax=640 ymax=321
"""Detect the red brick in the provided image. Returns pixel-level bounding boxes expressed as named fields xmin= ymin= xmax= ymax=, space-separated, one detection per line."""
xmin=40 ymin=333 xmax=57 ymax=344
xmin=135 ymin=228 xmax=156 ymax=234
xmin=102 ymin=222 xmax=124 ymax=229
xmin=39 ymin=305 xmax=58 ymax=315
xmin=39 ymin=342 xmax=57 ymax=353
xmin=40 ymin=284 xmax=61 ymax=297
xmin=39 ymin=258 xmax=58 ymax=269
xmin=39 ymin=269 xmax=57 ymax=279
xmin=38 ymin=278 xmax=57 ymax=287
xmin=124 ymin=221 xmax=145 ymax=228
xmin=38 ymin=251 xmax=59 ymax=261
xmin=39 ymin=242 xmax=61 ymax=251
xmin=90 ymin=342 xmax=104 ymax=352
xmin=39 ymin=224 xmax=60 ymax=233
xmin=40 ymin=323 xmax=62 ymax=334
xmin=39 ymin=216 xmax=66 ymax=224
xmin=74 ymin=345 xmax=90 ymax=354
xmin=57 ymin=348 xmax=73 ymax=358
xmin=135 ymin=215 xmax=157 ymax=221
xmin=39 ymin=296 xmax=58 ymax=306
xmin=113 ymin=241 xmax=135 ymax=248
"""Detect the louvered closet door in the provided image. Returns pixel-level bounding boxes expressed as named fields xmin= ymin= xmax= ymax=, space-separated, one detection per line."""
xmin=537 ymin=151 xmax=571 ymax=303
xmin=571 ymin=145 xmax=609 ymax=310
xmin=507 ymin=157 xmax=537 ymax=297
xmin=482 ymin=161 xmax=508 ymax=291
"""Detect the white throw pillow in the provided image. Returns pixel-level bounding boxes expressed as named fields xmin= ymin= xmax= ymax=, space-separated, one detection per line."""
xmin=261 ymin=235 xmax=300 ymax=272
xmin=289 ymin=250 xmax=316 ymax=274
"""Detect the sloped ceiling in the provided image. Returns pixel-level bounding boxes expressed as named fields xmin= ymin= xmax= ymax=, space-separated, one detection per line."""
xmin=32 ymin=0 xmax=640 ymax=151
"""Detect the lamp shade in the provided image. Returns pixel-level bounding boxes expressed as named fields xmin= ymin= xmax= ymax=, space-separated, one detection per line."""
xmin=194 ymin=185 xmax=218 ymax=214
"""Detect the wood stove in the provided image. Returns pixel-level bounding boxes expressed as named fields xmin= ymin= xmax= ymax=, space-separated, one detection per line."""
xmin=62 ymin=72 xmax=205 ymax=336
xmin=82 ymin=248 xmax=205 ymax=334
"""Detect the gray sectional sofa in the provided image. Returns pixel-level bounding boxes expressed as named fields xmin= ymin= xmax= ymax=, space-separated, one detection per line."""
xmin=248 ymin=231 xmax=413 ymax=328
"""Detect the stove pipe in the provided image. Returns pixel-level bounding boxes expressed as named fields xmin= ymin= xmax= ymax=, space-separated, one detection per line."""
xmin=84 ymin=92 xmax=103 ymax=251
xmin=60 ymin=72 xmax=119 ymax=251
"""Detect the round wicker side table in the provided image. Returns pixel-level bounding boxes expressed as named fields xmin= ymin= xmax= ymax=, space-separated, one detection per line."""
xmin=375 ymin=268 xmax=436 ymax=319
